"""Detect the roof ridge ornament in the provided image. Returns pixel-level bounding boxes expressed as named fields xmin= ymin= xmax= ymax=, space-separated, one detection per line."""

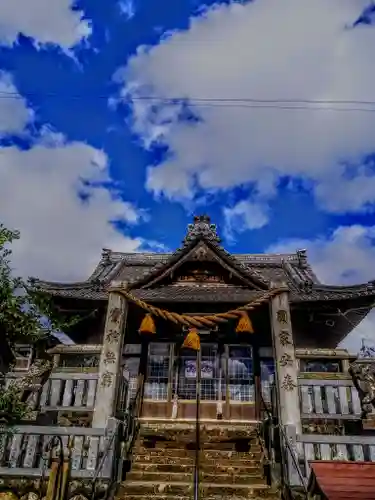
xmin=183 ymin=215 xmax=221 ymax=246
xmin=296 ymin=248 xmax=308 ymax=268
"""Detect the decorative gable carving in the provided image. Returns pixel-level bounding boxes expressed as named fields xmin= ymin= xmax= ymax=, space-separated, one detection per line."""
xmin=145 ymin=242 xmax=252 ymax=288
xmin=123 ymin=215 xmax=269 ymax=291
xmin=175 ymin=266 xmax=225 ymax=284
xmin=190 ymin=242 xmax=216 ymax=262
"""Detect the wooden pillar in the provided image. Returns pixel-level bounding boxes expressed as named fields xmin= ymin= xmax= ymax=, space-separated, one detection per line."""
xmin=92 ymin=281 xmax=128 ymax=428
xmin=269 ymin=282 xmax=302 ymax=486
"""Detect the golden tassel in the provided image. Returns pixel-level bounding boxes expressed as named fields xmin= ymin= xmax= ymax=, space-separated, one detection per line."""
xmin=182 ymin=328 xmax=201 ymax=351
xmin=139 ymin=313 xmax=156 ymax=334
xmin=235 ymin=312 xmax=254 ymax=334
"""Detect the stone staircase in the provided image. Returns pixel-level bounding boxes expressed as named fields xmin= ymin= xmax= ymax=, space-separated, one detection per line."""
xmin=115 ymin=421 xmax=280 ymax=500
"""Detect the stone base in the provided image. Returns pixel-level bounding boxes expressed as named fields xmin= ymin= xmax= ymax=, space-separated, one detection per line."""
xmin=0 ymin=476 xmax=110 ymax=500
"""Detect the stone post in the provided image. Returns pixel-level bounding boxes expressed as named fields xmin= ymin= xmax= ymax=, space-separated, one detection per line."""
xmin=269 ymin=282 xmax=302 ymax=486
xmin=92 ymin=281 xmax=128 ymax=429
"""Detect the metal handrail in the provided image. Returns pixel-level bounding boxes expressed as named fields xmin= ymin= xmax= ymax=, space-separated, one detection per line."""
xmin=193 ymin=351 xmax=201 ymax=500
xmin=259 ymin=389 xmax=308 ymax=496
xmin=90 ymin=423 xmax=119 ymax=500
xmin=90 ymin=382 xmax=143 ymax=499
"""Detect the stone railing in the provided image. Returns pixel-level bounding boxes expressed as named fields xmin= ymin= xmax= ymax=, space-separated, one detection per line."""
xmin=4 ymin=344 xmax=102 ymax=426
xmin=0 ymin=424 xmax=116 ymax=478
xmin=298 ymin=378 xmax=361 ymax=420
xmin=298 ymin=434 xmax=375 ymax=479
xmin=5 ymin=371 xmax=99 ymax=412
xmin=296 ymin=348 xmax=362 ymax=421
xmin=41 ymin=372 xmax=98 ymax=410
xmin=295 ymin=350 xmax=375 ymax=424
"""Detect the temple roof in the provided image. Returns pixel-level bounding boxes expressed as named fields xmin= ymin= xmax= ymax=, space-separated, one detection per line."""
xmin=308 ymin=461 xmax=375 ymax=499
xmin=35 ymin=215 xmax=375 ymax=306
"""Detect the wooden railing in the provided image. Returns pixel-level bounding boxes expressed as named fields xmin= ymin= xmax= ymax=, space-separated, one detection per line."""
xmin=0 ymin=425 xmax=115 ymax=478
xmin=298 ymin=378 xmax=362 ymax=419
xmin=298 ymin=434 xmax=375 ymax=479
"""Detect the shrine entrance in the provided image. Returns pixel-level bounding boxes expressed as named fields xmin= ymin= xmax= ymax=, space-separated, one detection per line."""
xmin=136 ymin=341 xmax=270 ymax=422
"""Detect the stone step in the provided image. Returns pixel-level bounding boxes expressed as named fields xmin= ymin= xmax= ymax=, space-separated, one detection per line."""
xmin=135 ymin=447 xmax=195 ymax=458
xmin=202 ymin=449 xmax=263 ymax=461
xmin=134 ymin=452 xmax=262 ymax=468
xmin=126 ymin=471 xmax=193 ymax=483
xmin=139 ymin=439 xmax=261 ymax=451
xmin=131 ymin=461 xmax=261 ymax=475
xmin=116 ymin=496 xmax=189 ymax=500
xmin=201 ymin=472 xmax=266 ymax=485
xmin=136 ymin=444 xmax=262 ymax=456
xmin=117 ymin=481 xmax=278 ymax=499
xmin=133 ymin=454 xmax=194 ymax=466
xmin=139 ymin=422 xmax=260 ymax=442
xmin=126 ymin=470 xmax=265 ymax=486
xmin=118 ymin=494 xmax=279 ymax=500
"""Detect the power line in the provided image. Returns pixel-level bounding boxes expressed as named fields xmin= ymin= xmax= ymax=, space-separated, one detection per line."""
xmin=2 ymin=90 xmax=375 ymax=112
xmin=2 ymin=91 xmax=375 ymax=104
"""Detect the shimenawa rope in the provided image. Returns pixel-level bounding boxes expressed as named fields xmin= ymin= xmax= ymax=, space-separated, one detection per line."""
xmin=108 ymin=286 xmax=287 ymax=329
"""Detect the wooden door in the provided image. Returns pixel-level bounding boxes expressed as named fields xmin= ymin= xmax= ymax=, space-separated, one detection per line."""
xmin=176 ymin=343 xmax=221 ymax=420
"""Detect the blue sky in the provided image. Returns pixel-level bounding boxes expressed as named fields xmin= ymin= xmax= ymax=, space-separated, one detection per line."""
xmin=1 ymin=0 xmax=375 ymax=350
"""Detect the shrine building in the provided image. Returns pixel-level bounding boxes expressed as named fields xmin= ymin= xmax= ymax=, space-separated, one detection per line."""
xmin=2 ymin=215 xmax=375 ymax=500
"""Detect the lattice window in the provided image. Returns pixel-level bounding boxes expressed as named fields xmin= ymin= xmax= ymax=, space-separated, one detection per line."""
xmin=178 ymin=353 xmax=197 ymax=400
xmin=228 ymin=345 xmax=254 ymax=402
xmin=201 ymin=344 xmax=221 ymax=401
xmin=144 ymin=343 xmax=170 ymax=401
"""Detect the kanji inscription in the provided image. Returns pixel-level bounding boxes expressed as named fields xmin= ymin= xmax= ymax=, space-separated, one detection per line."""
xmin=103 ymin=350 xmax=116 ymax=365
xmin=105 ymin=329 xmax=120 ymax=344
xmin=279 ymin=353 xmax=293 ymax=367
xmin=101 ymin=371 xmax=113 ymax=388
xmin=276 ymin=309 xmax=288 ymax=324
xmin=109 ymin=306 xmax=122 ymax=324
xmin=281 ymin=374 xmax=296 ymax=391
xmin=279 ymin=329 xmax=292 ymax=346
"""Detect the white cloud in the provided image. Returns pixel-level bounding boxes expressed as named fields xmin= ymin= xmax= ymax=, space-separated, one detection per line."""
xmin=0 ymin=79 xmax=152 ymax=283
xmin=267 ymin=225 xmax=375 ymax=352
xmin=223 ymin=199 xmax=269 ymax=239
xmin=119 ymin=0 xmax=135 ymax=20
xmin=0 ymin=0 xmax=91 ymax=49
xmin=0 ymin=72 xmax=32 ymax=134
xmin=0 ymin=136 xmax=149 ymax=282
xmin=118 ymin=0 xmax=375 ymax=214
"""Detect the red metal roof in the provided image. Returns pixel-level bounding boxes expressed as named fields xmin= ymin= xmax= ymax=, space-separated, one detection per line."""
xmin=309 ymin=461 xmax=375 ymax=500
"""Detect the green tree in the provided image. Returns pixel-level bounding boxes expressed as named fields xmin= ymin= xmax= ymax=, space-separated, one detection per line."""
xmin=0 ymin=223 xmax=74 ymax=426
